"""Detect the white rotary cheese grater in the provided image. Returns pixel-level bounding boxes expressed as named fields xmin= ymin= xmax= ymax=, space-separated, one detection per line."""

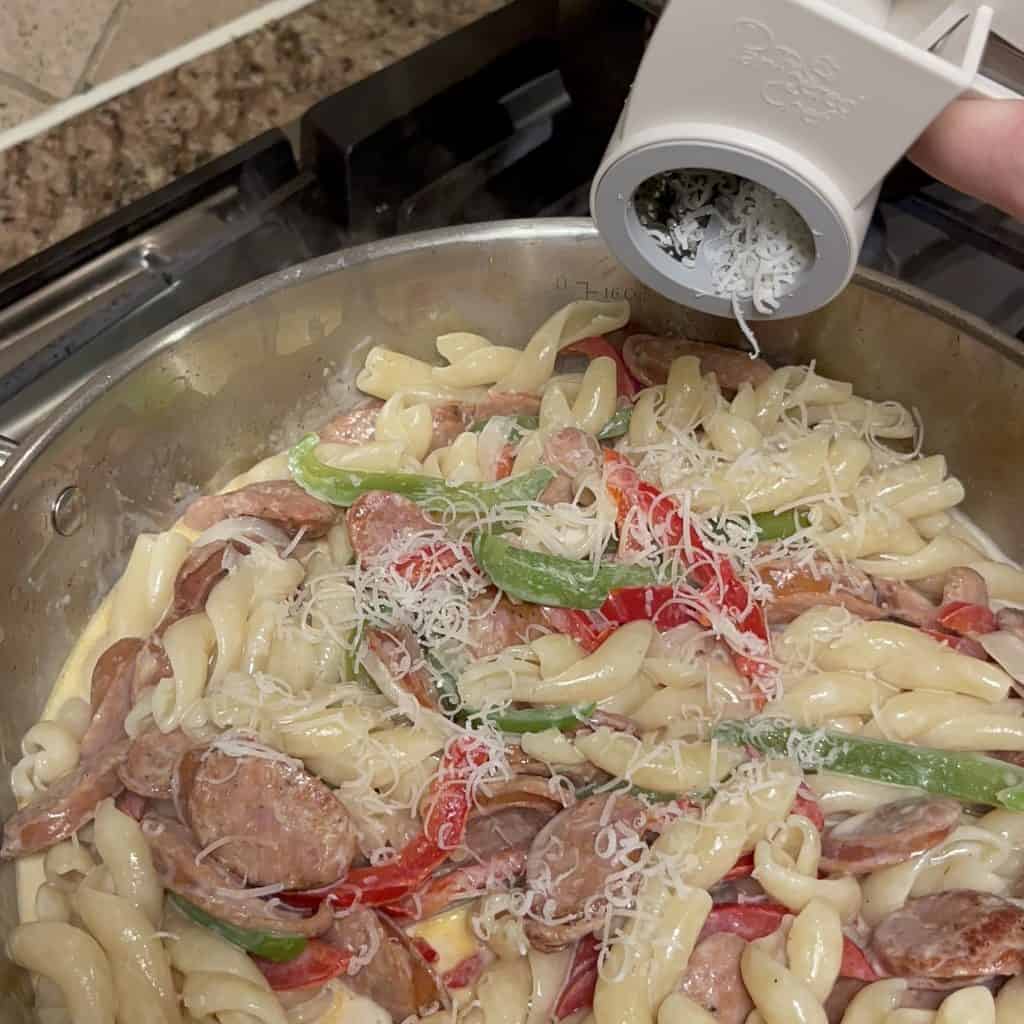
xmin=590 ymin=1 xmax=1024 ymax=319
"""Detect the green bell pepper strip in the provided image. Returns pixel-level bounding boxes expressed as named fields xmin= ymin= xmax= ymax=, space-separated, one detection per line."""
xmin=751 ymin=509 xmax=811 ymax=542
xmin=596 ymin=407 xmax=632 ymax=441
xmin=169 ymin=894 xmax=307 ymax=963
xmin=289 ymin=434 xmax=554 ymax=512
xmin=473 ymin=533 xmax=657 ymax=610
xmin=426 ymin=651 xmax=596 ymax=732
xmin=468 ymin=414 xmax=539 ymax=440
xmin=476 ymin=702 xmax=597 ymax=734
xmin=713 ymin=718 xmax=1024 ymax=811
xmin=710 ymin=509 xmax=811 ymax=543
xmin=573 ymin=779 xmax=698 ymax=805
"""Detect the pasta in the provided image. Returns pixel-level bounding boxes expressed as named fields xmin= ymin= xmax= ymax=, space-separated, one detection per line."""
xmin=9 ymin=299 xmax=1024 ymax=1024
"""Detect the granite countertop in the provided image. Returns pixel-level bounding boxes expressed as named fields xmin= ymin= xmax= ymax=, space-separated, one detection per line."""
xmin=0 ymin=0 xmax=504 ymax=274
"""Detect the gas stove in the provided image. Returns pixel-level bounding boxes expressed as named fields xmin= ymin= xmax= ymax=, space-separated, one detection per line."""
xmin=1 ymin=0 xmax=1023 ymax=458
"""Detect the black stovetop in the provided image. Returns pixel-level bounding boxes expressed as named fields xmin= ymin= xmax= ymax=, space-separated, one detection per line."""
xmin=1 ymin=0 xmax=1022 ymax=449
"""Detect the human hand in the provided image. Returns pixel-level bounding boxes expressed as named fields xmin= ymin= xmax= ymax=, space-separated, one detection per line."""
xmin=908 ymin=98 xmax=1024 ymax=220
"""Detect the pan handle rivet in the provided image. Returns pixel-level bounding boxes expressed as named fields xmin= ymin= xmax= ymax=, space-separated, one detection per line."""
xmin=52 ymin=487 xmax=85 ymax=537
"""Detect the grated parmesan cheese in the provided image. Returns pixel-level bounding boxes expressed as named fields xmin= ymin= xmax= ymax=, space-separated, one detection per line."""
xmin=635 ymin=169 xmax=815 ymax=317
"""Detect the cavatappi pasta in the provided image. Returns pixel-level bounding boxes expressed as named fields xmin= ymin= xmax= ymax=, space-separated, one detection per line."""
xmin=7 ymin=300 xmax=1024 ymax=1024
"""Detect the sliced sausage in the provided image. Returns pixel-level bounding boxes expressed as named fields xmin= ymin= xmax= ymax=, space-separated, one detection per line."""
xmin=90 ymin=637 xmax=145 ymax=712
xmin=870 ymin=890 xmax=1024 ymax=977
xmin=321 ymin=399 xmax=467 ymax=453
xmin=119 ymin=726 xmax=193 ymax=800
xmin=474 ymin=777 xmax=566 ymax=818
xmin=463 ymin=809 xmax=553 ymax=863
xmin=523 ymin=794 xmax=648 ymax=952
xmin=325 ymin=908 xmax=448 ymax=1019
xmin=80 ymin=638 xmax=145 ymax=759
xmin=320 ymin=400 xmax=384 ymax=444
xmin=820 ymin=797 xmax=961 ymax=876
xmin=410 ymin=846 xmax=529 ymax=919
xmin=467 ymin=593 xmax=543 ymax=659
xmin=115 ymin=790 xmax=148 ymax=821
xmin=183 ymin=480 xmax=335 ymax=538
xmin=942 ymin=567 xmax=989 ymax=608
xmin=874 ymin=578 xmax=939 ymax=629
xmin=473 ymin=392 xmax=542 ymax=420
xmin=366 ymin=627 xmax=439 ymax=710
xmin=174 ymin=743 xmax=356 ymax=889
xmin=429 ymin=403 xmax=470 ymax=451
xmin=623 ymin=335 xmax=773 ymax=391
xmin=143 ymin=814 xmax=332 ymax=936
xmin=346 ymin=491 xmax=436 ymax=563
xmin=1 ymin=740 xmax=129 ymax=858
xmin=130 ymin=638 xmax=173 ymax=703
xmin=539 ymin=473 xmax=574 ymax=505
xmin=760 ymin=560 xmax=883 ymax=625
xmin=162 ymin=541 xmax=235 ymax=628
xmin=679 ymin=933 xmax=754 ymax=1024
xmin=541 ymin=428 xmax=601 ymax=482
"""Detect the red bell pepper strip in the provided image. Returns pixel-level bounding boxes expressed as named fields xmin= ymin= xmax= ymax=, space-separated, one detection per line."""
xmin=393 ymin=542 xmax=476 ymax=587
xmin=554 ymin=934 xmax=601 ymax=1019
xmin=412 ymin=937 xmax=439 ymax=964
xmin=383 ymin=847 xmax=529 ymax=921
xmin=700 ymin=903 xmax=877 ymax=981
xmin=793 ymin=783 xmax=825 ymax=832
xmin=540 ymin=606 xmax=616 ymax=654
xmin=603 ymin=450 xmax=771 ymax=693
xmin=564 ymin=337 xmax=641 ymax=399
xmin=443 ymin=951 xmax=486 ymax=990
xmin=723 ymin=853 xmax=755 ymax=880
xmin=494 ymin=444 xmax=517 ymax=481
xmin=921 ymin=627 xmax=989 ymax=660
xmin=936 ymin=601 xmax=998 ymax=637
xmin=282 ymin=737 xmax=489 ymax=911
xmin=599 ymin=585 xmax=694 ymax=632
xmin=541 ymin=586 xmax=695 ymax=654
xmin=254 ymin=940 xmax=351 ymax=991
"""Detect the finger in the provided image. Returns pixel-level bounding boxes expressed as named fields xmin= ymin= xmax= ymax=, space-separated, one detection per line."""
xmin=908 ymin=98 xmax=1024 ymax=220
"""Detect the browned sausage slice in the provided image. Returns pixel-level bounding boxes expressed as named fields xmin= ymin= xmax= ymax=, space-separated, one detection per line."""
xmin=143 ymin=814 xmax=333 ymax=936
xmin=466 ymin=593 xmax=543 ymax=659
xmin=429 ymin=403 xmax=470 ymax=451
xmin=870 ymin=890 xmax=1024 ymax=977
xmin=820 ymin=797 xmax=961 ymax=876
xmin=942 ymin=567 xmax=989 ymax=607
xmin=346 ymin=491 xmax=436 ymax=563
xmin=324 ymin=908 xmax=449 ymax=1019
xmin=623 ymin=335 xmax=773 ymax=391
xmin=473 ymin=392 xmax=542 ymax=420
xmin=183 ymin=480 xmax=335 ymax=538
xmin=874 ymin=578 xmax=939 ymax=629
xmin=321 ymin=400 xmax=468 ymax=454
xmin=119 ymin=726 xmax=193 ymax=799
xmin=523 ymin=794 xmax=648 ymax=952
xmin=760 ymin=559 xmax=883 ymax=626
xmin=365 ymin=627 xmax=439 ymax=710
xmin=90 ymin=637 xmax=145 ymax=712
xmin=680 ymin=933 xmax=754 ymax=1024
xmin=80 ymin=638 xmax=145 ymax=759
xmin=162 ymin=540 xmax=235 ymax=629
xmin=174 ymin=743 xmax=356 ymax=889
xmin=1 ymin=740 xmax=129 ymax=858
xmin=320 ymin=400 xmax=384 ymax=444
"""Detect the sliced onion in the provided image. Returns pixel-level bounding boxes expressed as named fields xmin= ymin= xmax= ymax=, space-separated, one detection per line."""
xmin=193 ymin=516 xmax=290 ymax=551
xmin=980 ymin=630 xmax=1024 ymax=688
